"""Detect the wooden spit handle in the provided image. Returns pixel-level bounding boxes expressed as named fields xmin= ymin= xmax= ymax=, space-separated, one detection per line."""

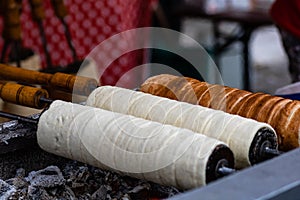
xmin=2 ymin=0 xmax=22 ymax=40
xmin=0 ymin=82 xmax=49 ymax=109
xmin=50 ymin=72 xmax=98 ymax=96
xmin=0 ymin=64 xmax=98 ymax=95
xmin=29 ymin=0 xmax=45 ymax=21
xmin=51 ymin=0 xmax=68 ymax=19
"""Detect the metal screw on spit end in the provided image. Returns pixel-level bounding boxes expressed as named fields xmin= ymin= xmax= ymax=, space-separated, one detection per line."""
xmin=215 ymin=159 xmax=236 ymax=177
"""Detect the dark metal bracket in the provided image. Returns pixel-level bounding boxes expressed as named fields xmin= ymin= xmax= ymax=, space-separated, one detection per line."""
xmin=170 ymin=148 xmax=300 ymax=200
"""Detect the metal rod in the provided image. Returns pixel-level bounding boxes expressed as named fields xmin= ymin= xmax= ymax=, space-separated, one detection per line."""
xmin=217 ymin=166 xmax=236 ymax=176
xmin=60 ymin=19 xmax=78 ymax=60
xmin=0 ymin=40 xmax=9 ymax=63
xmin=39 ymin=96 xmax=54 ymax=104
xmin=263 ymin=147 xmax=282 ymax=157
xmin=0 ymin=111 xmax=38 ymax=124
xmin=37 ymin=21 xmax=53 ymax=68
xmin=13 ymin=40 xmax=21 ymax=68
xmin=215 ymin=158 xmax=236 ymax=177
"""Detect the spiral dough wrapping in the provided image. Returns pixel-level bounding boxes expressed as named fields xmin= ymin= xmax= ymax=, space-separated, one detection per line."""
xmin=140 ymin=74 xmax=299 ymax=151
xmin=86 ymin=86 xmax=276 ymax=168
xmin=37 ymin=100 xmax=232 ymax=189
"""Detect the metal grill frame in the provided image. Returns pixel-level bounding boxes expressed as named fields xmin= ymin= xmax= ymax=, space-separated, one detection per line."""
xmin=1 ymin=119 xmax=300 ymax=199
xmin=170 ymin=148 xmax=300 ymax=200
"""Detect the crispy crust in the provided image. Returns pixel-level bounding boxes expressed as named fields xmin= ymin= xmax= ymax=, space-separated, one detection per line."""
xmin=141 ymin=74 xmax=300 ymax=151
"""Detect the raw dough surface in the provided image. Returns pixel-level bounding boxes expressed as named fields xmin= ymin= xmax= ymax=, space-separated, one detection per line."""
xmin=37 ymin=100 xmax=225 ymax=189
xmin=86 ymin=86 xmax=276 ymax=168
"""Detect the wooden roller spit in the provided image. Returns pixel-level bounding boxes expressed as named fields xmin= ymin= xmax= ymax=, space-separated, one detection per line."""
xmin=86 ymin=86 xmax=278 ymax=168
xmin=51 ymin=0 xmax=68 ymax=19
xmin=0 ymin=64 xmax=98 ymax=96
xmin=28 ymin=0 xmax=45 ymax=21
xmin=51 ymin=0 xmax=79 ymax=64
xmin=36 ymin=100 xmax=234 ymax=190
xmin=0 ymin=81 xmax=87 ymax=110
xmin=2 ymin=0 xmax=21 ymax=41
xmin=140 ymin=74 xmax=300 ymax=151
xmin=0 ymin=82 xmax=49 ymax=109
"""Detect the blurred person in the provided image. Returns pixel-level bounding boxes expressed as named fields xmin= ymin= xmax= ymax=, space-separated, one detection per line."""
xmin=270 ymin=0 xmax=300 ymax=83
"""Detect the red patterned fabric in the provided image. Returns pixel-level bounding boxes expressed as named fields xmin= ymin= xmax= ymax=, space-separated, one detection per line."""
xmin=0 ymin=0 xmax=156 ymax=86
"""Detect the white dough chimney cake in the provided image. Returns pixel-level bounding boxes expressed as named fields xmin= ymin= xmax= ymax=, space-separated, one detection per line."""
xmin=86 ymin=86 xmax=278 ymax=168
xmin=37 ymin=100 xmax=234 ymax=190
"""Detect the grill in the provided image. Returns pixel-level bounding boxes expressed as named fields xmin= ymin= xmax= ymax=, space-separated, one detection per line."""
xmin=0 ymin=119 xmax=180 ymax=199
xmin=1 ymin=106 xmax=298 ymax=199
xmin=0 ymin=66 xmax=298 ymax=199
xmin=170 ymin=148 xmax=300 ymax=200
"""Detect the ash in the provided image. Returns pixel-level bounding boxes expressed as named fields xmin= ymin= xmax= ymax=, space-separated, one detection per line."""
xmin=0 ymin=161 xmax=180 ymax=200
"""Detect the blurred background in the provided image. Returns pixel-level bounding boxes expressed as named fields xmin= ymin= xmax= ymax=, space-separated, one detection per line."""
xmin=0 ymin=0 xmax=289 ymax=98
xmin=176 ymin=1 xmax=288 ymax=93
xmin=150 ymin=0 xmax=289 ymax=94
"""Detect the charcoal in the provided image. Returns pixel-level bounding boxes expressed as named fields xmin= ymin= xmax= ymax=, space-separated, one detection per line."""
xmin=5 ymin=191 xmax=20 ymax=200
xmin=0 ymin=179 xmax=16 ymax=199
xmin=46 ymin=187 xmax=58 ymax=196
xmin=15 ymin=168 xmax=25 ymax=178
xmin=5 ymin=177 xmax=27 ymax=189
xmin=71 ymin=182 xmax=85 ymax=189
xmin=54 ymin=185 xmax=77 ymax=199
xmin=150 ymin=183 xmax=181 ymax=198
xmin=27 ymin=185 xmax=51 ymax=200
xmin=76 ymin=166 xmax=90 ymax=182
xmin=121 ymin=194 xmax=131 ymax=200
xmin=25 ymin=166 xmax=65 ymax=188
xmin=86 ymin=179 xmax=99 ymax=192
xmin=127 ymin=184 xmax=150 ymax=200
xmin=78 ymin=193 xmax=92 ymax=200
xmin=63 ymin=185 xmax=77 ymax=199
xmin=1 ymin=161 xmax=180 ymax=199
xmin=91 ymin=185 xmax=111 ymax=200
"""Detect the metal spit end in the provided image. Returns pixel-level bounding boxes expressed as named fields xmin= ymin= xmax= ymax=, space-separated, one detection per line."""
xmin=215 ymin=159 xmax=236 ymax=177
xmin=217 ymin=166 xmax=236 ymax=177
xmin=39 ymin=96 xmax=54 ymax=104
xmin=263 ymin=147 xmax=283 ymax=157
xmin=0 ymin=111 xmax=38 ymax=125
